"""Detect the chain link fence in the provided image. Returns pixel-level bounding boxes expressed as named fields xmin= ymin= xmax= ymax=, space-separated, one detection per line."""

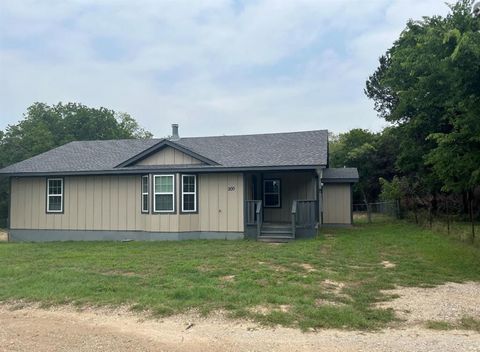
xmin=353 ymin=201 xmax=400 ymax=223
xmin=353 ymin=200 xmax=478 ymax=247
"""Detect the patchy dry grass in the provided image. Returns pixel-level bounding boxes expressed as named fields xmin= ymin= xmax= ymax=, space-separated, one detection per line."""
xmin=0 ymin=221 xmax=479 ymax=330
xmin=426 ymin=317 xmax=480 ymax=332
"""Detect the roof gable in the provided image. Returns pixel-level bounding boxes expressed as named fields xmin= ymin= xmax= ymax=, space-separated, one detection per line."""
xmin=132 ymin=146 xmax=205 ymax=166
xmin=116 ymin=140 xmax=218 ymax=168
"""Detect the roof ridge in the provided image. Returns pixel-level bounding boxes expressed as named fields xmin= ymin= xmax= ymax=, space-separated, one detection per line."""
xmin=69 ymin=138 xmax=162 ymax=143
xmin=54 ymin=130 xmax=327 ymax=143
xmin=177 ymin=129 xmax=328 ymax=140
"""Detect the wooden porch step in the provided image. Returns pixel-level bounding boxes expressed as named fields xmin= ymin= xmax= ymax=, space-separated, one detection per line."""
xmin=262 ymin=226 xmax=292 ymax=233
xmin=257 ymin=235 xmax=294 ymax=243
xmin=260 ymin=229 xmax=292 ymax=235
xmin=262 ymin=222 xmax=290 ymax=227
xmin=262 ymin=225 xmax=292 ymax=231
xmin=262 ymin=225 xmax=292 ymax=233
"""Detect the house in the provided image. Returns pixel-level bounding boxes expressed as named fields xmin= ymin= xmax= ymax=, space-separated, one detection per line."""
xmin=0 ymin=125 xmax=358 ymax=242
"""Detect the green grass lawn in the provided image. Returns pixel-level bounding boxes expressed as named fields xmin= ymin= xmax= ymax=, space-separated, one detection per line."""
xmin=0 ymin=221 xmax=479 ymax=330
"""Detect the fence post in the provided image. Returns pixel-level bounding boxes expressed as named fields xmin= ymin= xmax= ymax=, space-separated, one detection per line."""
xmin=446 ymin=198 xmax=450 ymax=236
xmin=470 ymin=197 xmax=475 ymax=242
xmin=429 ymin=206 xmax=433 ymax=228
xmin=396 ymin=199 xmax=401 ymax=219
xmin=413 ymin=201 xmax=418 ymax=224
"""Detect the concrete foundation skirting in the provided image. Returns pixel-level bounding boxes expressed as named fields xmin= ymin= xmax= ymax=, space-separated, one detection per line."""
xmin=8 ymin=229 xmax=244 ymax=242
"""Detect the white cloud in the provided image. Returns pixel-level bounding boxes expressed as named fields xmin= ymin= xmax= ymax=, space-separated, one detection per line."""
xmin=0 ymin=0 xmax=452 ymax=137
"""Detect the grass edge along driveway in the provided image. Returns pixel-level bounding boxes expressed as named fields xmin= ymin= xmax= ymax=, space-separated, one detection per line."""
xmin=1 ymin=221 xmax=479 ymax=331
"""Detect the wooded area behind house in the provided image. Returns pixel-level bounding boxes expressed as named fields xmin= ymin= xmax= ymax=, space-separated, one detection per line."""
xmin=0 ymin=1 xmax=479 ymax=230
xmin=330 ymin=0 xmax=480 ymax=227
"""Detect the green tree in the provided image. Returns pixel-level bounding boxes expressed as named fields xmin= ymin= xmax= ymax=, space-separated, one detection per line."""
xmin=426 ymin=2 xmax=480 ymax=196
xmin=365 ymin=0 xmax=480 ymax=212
xmin=0 ymin=102 xmax=152 ymax=226
xmin=329 ymin=128 xmax=399 ymax=203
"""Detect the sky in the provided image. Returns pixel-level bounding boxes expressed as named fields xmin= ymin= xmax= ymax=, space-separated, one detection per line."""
xmin=0 ymin=0 xmax=450 ymax=138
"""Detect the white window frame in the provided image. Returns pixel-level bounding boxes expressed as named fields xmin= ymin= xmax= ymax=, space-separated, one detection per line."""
xmin=47 ymin=178 xmax=63 ymax=213
xmin=153 ymin=174 xmax=175 ymax=213
xmin=263 ymin=179 xmax=281 ymax=208
xmin=181 ymin=174 xmax=197 ymax=213
xmin=141 ymin=175 xmax=149 ymax=213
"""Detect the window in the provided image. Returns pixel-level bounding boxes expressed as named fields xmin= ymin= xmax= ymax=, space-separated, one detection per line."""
xmin=263 ymin=179 xmax=281 ymax=208
xmin=141 ymin=175 xmax=149 ymax=213
xmin=47 ymin=178 xmax=63 ymax=213
xmin=153 ymin=175 xmax=175 ymax=212
xmin=182 ymin=175 xmax=197 ymax=212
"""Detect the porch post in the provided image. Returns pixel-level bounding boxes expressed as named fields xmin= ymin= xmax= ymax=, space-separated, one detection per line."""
xmin=316 ymin=168 xmax=324 ymax=226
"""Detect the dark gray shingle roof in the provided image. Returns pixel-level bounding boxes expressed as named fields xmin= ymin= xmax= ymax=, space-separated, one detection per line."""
xmin=321 ymin=168 xmax=359 ymax=182
xmin=176 ymin=130 xmax=328 ymax=168
xmin=0 ymin=139 xmax=159 ymax=174
xmin=0 ymin=130 xmax=328 ymax=175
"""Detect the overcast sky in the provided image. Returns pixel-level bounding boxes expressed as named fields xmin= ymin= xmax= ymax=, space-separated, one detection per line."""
xmin=0 ymin=0 xmax=450 ymax=138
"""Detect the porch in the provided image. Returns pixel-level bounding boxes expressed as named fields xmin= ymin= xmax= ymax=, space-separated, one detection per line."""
xmin=244 ymin=171 xmax=320 ymax=241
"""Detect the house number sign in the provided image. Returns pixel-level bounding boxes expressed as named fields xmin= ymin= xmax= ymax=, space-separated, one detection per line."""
xmin=228 ymin=186 xmax=236 ymax=191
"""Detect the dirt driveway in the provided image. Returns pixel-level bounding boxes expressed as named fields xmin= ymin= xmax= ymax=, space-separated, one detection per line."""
xmin=1 ymin=282 xmax=479 ymax=352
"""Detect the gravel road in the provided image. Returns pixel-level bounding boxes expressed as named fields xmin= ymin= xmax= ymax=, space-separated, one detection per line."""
xmin=1 ymin=282 xmax=479 ymax=352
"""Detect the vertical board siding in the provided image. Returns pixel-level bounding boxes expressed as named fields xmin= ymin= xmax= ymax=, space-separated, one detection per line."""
xmin=226 ymin=174 xmax=237 ymax=231
xmin=85 ymin=177 xmax=95 ymax=229
xmin=110 ymin=177 xmax=119 ymax=231
xmin=136 ymin=146 xmax=204 ymax=166
xmin=30 ymin=178 xmax=40 ymax=229
xmin=24 ymin=179 xmax=32 ymax=229
xmin=117 ymin=177 xmax=127 ymax=230
xmin=199 ymin=174 xmax=209 ymax=231
xmin=77 ymin=177 xmax=86 ymax=230
xmin=126 ymin=177 xmax=136 ymax=231
xmin=11 ymin=178 xmax=24 ymax=229
xmin=101 ymin=177 xmax=110 ymax=230
xmin=93 ymin=177 xmax=102 ymax=229
xmin=68 ymin=178 xmax=78 ymax=230
xmin=10 ymin=173 xmax=244 ymax=234
xmin=208 ymin=174 xmax=219 ymax=231
xmin=322 ymin=183 xmax=352 ymax=224
xmin=218 ymin=174 xmax=228 ymax=231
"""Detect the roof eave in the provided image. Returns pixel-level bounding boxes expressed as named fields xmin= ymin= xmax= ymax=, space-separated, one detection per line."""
xmin=321 ymin=178 xmax=359 ymax=183
xmin=2 ymin=164 xmax=327 ymax=177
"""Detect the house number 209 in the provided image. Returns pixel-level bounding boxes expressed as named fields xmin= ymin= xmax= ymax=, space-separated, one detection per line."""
xmin=228 ymin=186 xmax=236 ymax=191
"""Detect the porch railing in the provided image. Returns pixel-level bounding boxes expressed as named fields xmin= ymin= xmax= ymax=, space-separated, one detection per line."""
xmin=292 ymin=200 xmax=317 ymax=235
xmin=246 ymin=200 xmax=263 ymax=237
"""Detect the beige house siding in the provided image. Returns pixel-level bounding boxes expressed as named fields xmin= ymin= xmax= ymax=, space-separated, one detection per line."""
xmin=10 ymin=173 xmax=244 ymax=234
xmin=135 ymin=146 xmax=204 ymax=166
xmin=322 ymin=183 xmax=352 ymax=224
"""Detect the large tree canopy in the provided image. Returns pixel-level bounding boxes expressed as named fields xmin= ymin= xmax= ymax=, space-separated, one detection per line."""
xmin=365 ymin=0 xmax=480 ymax=197
xmin=0 ymin=102 xmax=152 ymax=168
xmin=0 ymin=102 xmax=152 ymax=226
